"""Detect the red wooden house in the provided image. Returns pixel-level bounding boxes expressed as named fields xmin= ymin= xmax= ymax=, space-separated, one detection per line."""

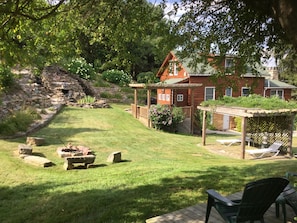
xmin=156 ymin=51 xmax=296 ymax=130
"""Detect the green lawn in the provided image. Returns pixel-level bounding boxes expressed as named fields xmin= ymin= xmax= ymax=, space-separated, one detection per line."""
xmin=0 ymin=104 xmax=297 ymax=223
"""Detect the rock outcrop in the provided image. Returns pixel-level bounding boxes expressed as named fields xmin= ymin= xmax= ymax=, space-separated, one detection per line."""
xmin=0 ymin=66 xmax=110 ymax=137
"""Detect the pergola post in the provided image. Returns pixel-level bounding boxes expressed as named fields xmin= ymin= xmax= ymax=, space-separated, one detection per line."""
xmin=147 ymin=89 xmax=151 ymax=127
xmin=133 ymin=89 xmax=138 ymax=118
xmin=288 ymin=114 xmax=295 ymax=157
xmin=241 ymin=117 xmax=247 ymax=159
xmin=190 ymin=88 xmax=194 ymax=134
xmin=202 ymin=110 xmax=207 ymax=146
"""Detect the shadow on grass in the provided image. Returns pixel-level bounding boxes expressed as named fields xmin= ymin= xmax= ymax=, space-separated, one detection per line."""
xmin=0 ymin=160 xmax=296 ymax=223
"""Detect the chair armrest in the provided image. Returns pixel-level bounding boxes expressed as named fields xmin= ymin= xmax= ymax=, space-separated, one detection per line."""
xmin=206 ymin=189 xmax=239 ymax=207
xmin=286 ymin=172 xmax=297 ymax=178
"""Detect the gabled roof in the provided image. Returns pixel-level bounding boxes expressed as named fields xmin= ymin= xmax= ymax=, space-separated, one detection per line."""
xmin=157 ymin=51 xmax=296 ymax=90
xmin=156 ymin=51 xmax=175 ymax=77
xmin=265 ymin=79 xmax=297 ymax=89
xmin=157 ymin=51 xmax=268 ymax=77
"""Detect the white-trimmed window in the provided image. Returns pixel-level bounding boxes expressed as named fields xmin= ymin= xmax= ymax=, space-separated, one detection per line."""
xmin=166 ymin=94 xmax=171 ymax=101
xmin=225 ymin=58 xmax=234 ymax=74
xmin=270 ymin=89 xmax=284 ymax=99
xmin=225 ymin=87 xmax=232 ymax=97
xmin=241 ymin=87 xmax=250 ymax=96
xmin=205 ymin=87 xmax=215 ymax=101
xmin=177 ymin=94 xmax=184 ymax=102
xmin=158 ymin=94 xmax=162 ymax=100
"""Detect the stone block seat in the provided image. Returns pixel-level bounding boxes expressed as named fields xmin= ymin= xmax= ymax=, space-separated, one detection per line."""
xmin=64 ymin=154 xmax=96 ymax=170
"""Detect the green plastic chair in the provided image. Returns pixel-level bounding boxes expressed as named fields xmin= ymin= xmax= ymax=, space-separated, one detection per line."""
xmin=276 ymin=172 xmax=297 ymax=223
xmin=205 ymin=177 xmax=289 ymax=223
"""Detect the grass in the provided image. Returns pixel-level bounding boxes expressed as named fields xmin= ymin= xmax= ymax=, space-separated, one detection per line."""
xmin=1 ymin=104 xmax=297 ymax=223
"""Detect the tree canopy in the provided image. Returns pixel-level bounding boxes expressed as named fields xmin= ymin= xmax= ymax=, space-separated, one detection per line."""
xmin=2 ymin=0 xmax=297 ymax=81
xmin=171 ymin=0 xmax=297 ymax=69
xmin=0 ymin=0 xmax=176 ymax=77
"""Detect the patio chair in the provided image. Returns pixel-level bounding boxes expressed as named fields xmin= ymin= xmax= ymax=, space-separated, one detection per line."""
xmin=216 ymin=137 xmax=253 ymax=147
xmin=205 ymin=177 xmax=289 ymax=223
xmin=245 ymin=140 xmax=283 ymax=158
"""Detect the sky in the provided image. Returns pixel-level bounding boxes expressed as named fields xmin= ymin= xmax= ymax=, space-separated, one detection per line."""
xmin=148 ymin=0 xmax=185 ymax=21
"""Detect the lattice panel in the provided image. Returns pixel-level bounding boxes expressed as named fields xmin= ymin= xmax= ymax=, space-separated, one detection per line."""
xmin=247 ymin=115 xmax=292 ymax=153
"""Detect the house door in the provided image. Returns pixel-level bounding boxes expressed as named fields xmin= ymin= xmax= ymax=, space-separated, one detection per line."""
xmin=223 ymin=115 xmax=229 ymax=130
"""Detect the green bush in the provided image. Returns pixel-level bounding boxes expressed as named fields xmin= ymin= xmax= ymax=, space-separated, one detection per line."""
xmin=171 ymin=107 xmax=185 ymax=127
xmin=77 ymin=96 xmax=96 ymax=104
xmin=201 ymin=94 xmax=297 ymax=110
xmin=0 ymin=107 xmax=41 ymax=136
xmin=0 ymin=65 xmax=15 ymax=92
xmin=101 ymin=69 xmax=132 ymax=86
xmin=137 ymin=71 xmax=159 ymax=83
xmin=67 ymin=58 xmax=96 ymax=80
xmin=149 ymin=105 xmax=185 ymax=132
xmin=93 ymin=75 xmax=111 ymax=87
xmin=100 ymin=92 xmax=113 ymax=98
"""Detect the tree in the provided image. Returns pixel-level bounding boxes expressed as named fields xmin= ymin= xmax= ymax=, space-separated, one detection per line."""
xmin=171 ymin=0 xmax=297 ymax=68
xmin=74 ymin=0 xmax=177 ymax=78
xmin=0 ymin=0 xmax=176 ymax=79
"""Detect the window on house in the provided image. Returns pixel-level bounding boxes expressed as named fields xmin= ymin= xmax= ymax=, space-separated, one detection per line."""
xmin=225 ymin=58 xmax=234 ymax=74
xmin=205 ymin=87 xmax=215 ymax=101
xmin=270 ymin=89 xmax=284 ymax=99
xmin=241 ymin=87 xmax=250 ymax=96
xmin=225 ymin=87 xmax=232 ymax=97
xmin=166 ymin=94 xmax=170 ymax=101
xmin=177 ymin=94 xmax=183 ymax=102
xmin=158 ymin=94 xmax=162 ymax=100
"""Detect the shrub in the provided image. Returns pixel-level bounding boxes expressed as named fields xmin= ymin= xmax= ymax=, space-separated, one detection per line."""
xmin=101 ymin=69 xmax=132 ymax=86
xmin=77 ymin=96 xmax=96 ymax=104
xmin=67 ymin=58 xmax=96 ymax=80
xmin=0 ymin=107 xmax=41 ymax=136
xmin=0 ymin=65 xmax=15 ymax=92
xmin=94 ymin=75 xmax=110 ymax=87
xmin=149 ymin=105 xmax=185 ymax=132
xmin=137 ymin=71 xmax=159 ymax=83
xmin=171 ymin=106 xmax=185 ymax=128
xmin=100 ymin=92 xmax=113 ymax=98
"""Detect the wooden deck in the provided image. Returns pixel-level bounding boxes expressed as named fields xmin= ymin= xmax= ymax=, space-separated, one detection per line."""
xmin=146 ymin=192 xmax=296 ymax=223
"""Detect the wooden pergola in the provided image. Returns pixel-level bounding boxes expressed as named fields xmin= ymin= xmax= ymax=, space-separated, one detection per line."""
xmin=197 ymin=105 xmax=297 ymax=159
xmin=129 ymin=83 xmax=202 ymax=133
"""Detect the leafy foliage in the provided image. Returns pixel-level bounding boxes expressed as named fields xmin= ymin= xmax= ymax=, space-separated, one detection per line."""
xmin=137 ymin=71 xmax=159 ymax=83
xmin=201 ymin=94 xmax=297 ymax=110
xmin=149 ymin=105 xmax=185 ymax=132
xmin=0 ymin=1 xmax=175 ymax=78
xmin=77 ymin=95 xmax=96 ymax=104
xmin=0 ymin=65 xmax=15 ymax=92
xmin=0 ymin=107 xmax=40 ymax=136
xmin=75 ymin=0 xmax=176 ymax=76
xmin=67 ymin=58 xmax=96 ymax=80
xmin=101 ymin=69 xmax=132 ymax=86
xmin=172 ymin=0 xmax=296 ymax=72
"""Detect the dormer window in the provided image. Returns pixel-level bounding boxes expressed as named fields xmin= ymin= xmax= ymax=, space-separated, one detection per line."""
xmin=169 ymin=60 xmax=178 ymax=76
